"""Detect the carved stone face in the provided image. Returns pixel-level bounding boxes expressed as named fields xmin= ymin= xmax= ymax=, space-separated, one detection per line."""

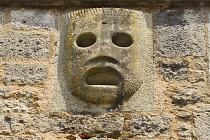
xmin=60 ymin=8 xmax=152 ymax=105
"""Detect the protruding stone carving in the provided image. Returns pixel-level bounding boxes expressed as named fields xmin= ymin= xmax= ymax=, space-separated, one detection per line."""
xmin=58 ymin=8 xmax=153 ymax=111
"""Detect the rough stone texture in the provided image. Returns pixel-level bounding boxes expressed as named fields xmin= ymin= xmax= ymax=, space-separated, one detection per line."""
xmin=160 ymin=63 xmax=188 ymax=81
xmin=0 ymin=100 xmax=30 ymax=113
xmin=0 ymin=11 xmax=3 ymax=26
xmin=58 ymin=113 xmax=124 ymax=138
xmin=0 ymin=89 xmax=9 ymax=98
xmin=5 ymin=64 xmax=47 ymax=84
xmin=176 ymin=111 xmax=192 ymax=119
xmin=130 ymin=115 xmax=171 ymax=138
xmin=0 ymin=136 xmax=116 ymax=140
xmin=1 ymin=0 xmax=210 ymax=7
xmin=178 ymin=123 xmax=192 ymax=139
xmin=88 ymin=138 xmax=116 ymax=140
xmin=187 ymin=70 xmax=207 ymax=83
xmin=194 ymin=112 xmax=210 ymax=139
xmin=207 ymin=10 xmax=210 ymax=81
xmin=171 ymin=89 xmax=203 ymax=106
xmin=11 ymin=10 xmax=55 ymax=30
xmin=0 ymin=137 xmax=41 ymax=140
xmin=0 ymin=90 xmax=36 ymax=113
xmin=0 ymin=113 xmax=124 ymax=139
xmin=0 ymin=33 xmax=50 ymax=60
xmin=155 ymin=9 xmax=206 ymax=57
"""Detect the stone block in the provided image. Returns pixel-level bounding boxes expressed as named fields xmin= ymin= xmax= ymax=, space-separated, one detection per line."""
xmin=11 ymin=9 xmax=55 ymax=30
xmin=0 ymin=137 xmax=41 ymax=140
xmin=88 ymin=138 xmax=116 ymax=140
xmin=130 ymin=115 xmax=171 ymax=138
xmin=0 ymin=89 xmax=9 ymax=99
xmin=160 ymin=63 xmax=188 ymax=80
xmin=171 ymin=88 xmax=203 ymax=106
xmin=178 ymin=123 xmax=192 ymax=139
xmin=57 ymin=113 xmax=124 ymax=138
xmin=187 ymin=70 xmax=207 ymax=83
xmin=194 ymin=112 xmax=210 ymax=139
xmin=0 ymin=113 xmax=123 ymax=139
xmin=0 ymin=116 xmax=12 ymax=134
xmin=155 ymin=9 xmax=206 ymax=57
xmin=0 ymin=100 xmax=30 ymax=113
xmin=5 ymin=64 xmax=47 ymax=84
xmin=0 ymin=89 xmax=35 ymax=99
xmin=0 ymin=33 xmax=50 ymax=60
xmin=207 ymin=10 xmax=210 ymax=79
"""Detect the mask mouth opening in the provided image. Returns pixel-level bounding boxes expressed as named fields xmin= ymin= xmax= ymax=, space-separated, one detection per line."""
xmin=85 ymin=67 xmax=122 ymax=86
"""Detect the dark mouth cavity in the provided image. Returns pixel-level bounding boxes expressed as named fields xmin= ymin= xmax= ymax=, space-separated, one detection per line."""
xmin=86 ymin=67 xmax=122 ymax=86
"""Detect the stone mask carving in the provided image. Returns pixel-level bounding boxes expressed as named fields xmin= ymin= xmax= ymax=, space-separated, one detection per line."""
xmin=60 ymin=8 xmax=153 ymax=108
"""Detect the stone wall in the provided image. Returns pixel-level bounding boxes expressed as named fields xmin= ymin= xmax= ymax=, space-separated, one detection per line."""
xmin=0 ymin=5 xmax=209 ymax=140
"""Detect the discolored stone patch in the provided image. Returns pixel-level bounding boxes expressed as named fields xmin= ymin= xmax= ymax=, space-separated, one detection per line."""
xmin=160 ymin=63 xmax=188 ymax=81
xmin=0 ymin=113 xmax=124 ymax=139
xmin=194 ymin=112 xmax=210 ymax=139
xmin=178 ymin=123 xmax=192 ymax=139
xmin=0 ymin=33 xmax=50 ymax=60
xmin=155 ymin=9 xmax=206 ymax=57
xmin=129 ymin=115 xmax=171 ymax=138
xmin=11 ymin=10 xmax=55 ymax=30
xmin=171 ymin=89 xmax=203 ymax=106
xmin=5 ymin=64 xmax=47 ymax=84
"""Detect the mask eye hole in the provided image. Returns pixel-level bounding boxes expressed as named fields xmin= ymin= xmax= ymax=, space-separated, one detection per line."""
xmin=76 ymin=32 xmax=96 ymax=47
xmin=112 ymin=32 xmax=133 ymax=47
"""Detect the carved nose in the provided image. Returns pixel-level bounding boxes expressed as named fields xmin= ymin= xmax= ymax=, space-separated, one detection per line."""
xmin=98 ymin=45 xmax=112 ymax=55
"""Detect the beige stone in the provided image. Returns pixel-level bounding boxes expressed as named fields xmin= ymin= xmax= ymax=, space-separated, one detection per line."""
xmin=56 ymin=8 xmax=153 ymax=112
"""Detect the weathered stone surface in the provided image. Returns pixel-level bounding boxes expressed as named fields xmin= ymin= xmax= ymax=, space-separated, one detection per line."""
xmin=5 ymin=64 xmax=47 ymax=84
xmin=176 ymin=111 xmax=192 ymax=119
xmin=0 ymin=89 xmax=9 ymax=99
xmin=0 ymin=113 xmax=124 ymax=139
xmin=130 ymin=115 xmax=171 ymax=138
xmin=160 ymin=63 xmax=188 ymax=80
xmin=178 ymin=123 xmax=192 ymax=139
xmin=189 ymin=57 xmax=208 ymax=70
xmin=208 ymin=11 xmax=210 ymax=81
xmin=88 ymin=138 xmax=117 ymax=140
xmin=0 ymin=90 xmax=36 ymax=101
xmin=194 ymin=112 xmax=210 ymax=139
xmin=94 ymin=113 xmax=124 ymax=138
xmin=0 ymin=100 xmax=30 ymax=113
xmin=1 ymin=0 xmax=210 ymax=7
xmin=187 ymin=70 xmax=207 ymax=83
xmin=0 ymin=90 xmax=36 ymax=114
xmin=0 ymin=33 xmax=50 ymax=60
xmin=58 ymin=113 xmax=124 ymax=138
xmin=171 ymin=89 xmax=203 ymax=106
xmin=0 ymin=136 xmax=115 ymax=140
xmin=0 ymin=137 xmax=41 ymax=140
xmin=0 ymin=115 xmax=11 ymax=135
xmin=197 ymin=105 xmax=210 ymax=112
xmin=11 ymin=10 xmax=55 ymax=30
xmin=155 ymin=9 xmax=206 ymax=57
xmin=0 ymin=11 xmax=3 ymax=26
